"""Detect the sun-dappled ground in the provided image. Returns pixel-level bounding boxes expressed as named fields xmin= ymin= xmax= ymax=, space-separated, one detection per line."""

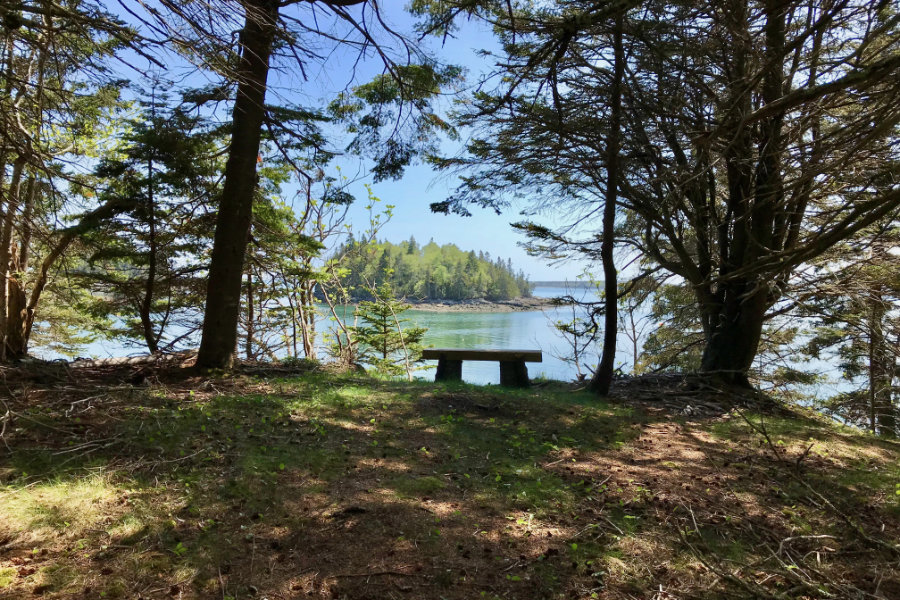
xmin=1 ymin=365 xmax=899 ymax=599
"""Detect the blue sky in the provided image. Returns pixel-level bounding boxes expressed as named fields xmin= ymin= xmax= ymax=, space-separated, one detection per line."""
xmin=308 ymin=7 xmax=589 ymax=281
xmin=115 ymin=2 xmax=589 ymax=281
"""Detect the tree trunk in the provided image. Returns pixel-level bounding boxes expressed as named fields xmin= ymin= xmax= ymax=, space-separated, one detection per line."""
xmin=297 ymin=281 xmax=315 ymax=359
xmin=245 ymin=271 xmax=254 ymax=359
xmin=589 ymin=11 xmax=624 ymax=396
xmin=140 ymin=154 xmax=159 ymax=353
xmin=196 ymin=0 xmax=279 ymax=370
xmin=0 ymin=157 xmax=27 ymax=361
xmin=699 ymin=0 xmax=784 ymax=388
xmin=5 ymin=177 xmax=37 ymax=359
xmin=869 ymin=290 xmax=895 ymax=437
xmin=699 ymin=280 xmax=769 ymax=387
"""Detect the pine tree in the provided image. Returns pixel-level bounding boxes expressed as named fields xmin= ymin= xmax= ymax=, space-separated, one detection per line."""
xmin=352 ymin=283 xmax=426 ymax=379
xmin=78 ymin=93 xmax=221 ymax=353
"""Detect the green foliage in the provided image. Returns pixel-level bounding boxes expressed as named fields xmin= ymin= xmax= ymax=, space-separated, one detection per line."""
xmin=330 ymin=63 xmax=462 ymax=181
xmin=800 ymin=228 xmax=900 ymax=435
xmin=352 ymin=287 xmax=419 ymax=369
xmin=639 ymin=284 xmax=703 ymax=373
xmin=351 ymin=283 xmax=427 ymax=377
xmin=74 ymin=91 xmax=222 ymax=352
xmin=29 ymin=285 xmax=110 ymax=358
xmin=336 ymin=238 xmax=532 ymax=301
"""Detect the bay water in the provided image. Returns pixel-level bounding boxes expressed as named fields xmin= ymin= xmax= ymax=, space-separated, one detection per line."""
xmin=407 ymin=285 xmax=621 ymax=385
xmin=46 ymin=286 xmax=629 ymax=385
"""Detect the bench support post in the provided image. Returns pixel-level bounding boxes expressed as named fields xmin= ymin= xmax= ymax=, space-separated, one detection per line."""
xmin=499 ymin=360 xmax=529 ymax=387
xmin=435 ymin=358 xmax=462 ymax=382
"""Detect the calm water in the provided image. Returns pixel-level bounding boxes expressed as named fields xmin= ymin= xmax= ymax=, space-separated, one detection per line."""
xmin=47 ymin=286 xmax=623 ymax=385
xmin=406 ymin=286 xmax=629 ymax=385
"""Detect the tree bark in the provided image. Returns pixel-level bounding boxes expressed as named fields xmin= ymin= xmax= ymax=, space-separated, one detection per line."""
xmin=589 ymin=11 xmax=624 ymax=396
xmin=699 ymin=281 xmax=769 ymax=387
xmin=140 ymin=152 xmax=159 ymax=353
xmin=245 ymin=271 xmax=254 ymax=359
xmin=869 ymin=289 xmax=895 ymax=437
xmin=5 ymin=177 xmax=37 ymax=359
xmin=196 ymin=0 xmax=279 ymax=370
xmin=0 ymin=157 xmax=27 ymax=361
xmin=698 ymin=0 xmax=784 ymax=388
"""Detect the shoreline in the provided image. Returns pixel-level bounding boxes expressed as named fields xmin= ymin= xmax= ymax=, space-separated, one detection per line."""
xmin=405 ymin=297 xmax=555 ymax=313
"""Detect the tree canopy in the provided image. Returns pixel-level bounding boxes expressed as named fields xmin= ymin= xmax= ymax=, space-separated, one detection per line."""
xmin=422 ymin=0 xmax=900 ymax=386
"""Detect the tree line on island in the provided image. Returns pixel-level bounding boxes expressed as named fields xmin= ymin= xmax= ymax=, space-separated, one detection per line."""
xmin=0 ymin=1 xmax=898 ymax=436
xmin=335 ymin=238 xmax=532 ymax=302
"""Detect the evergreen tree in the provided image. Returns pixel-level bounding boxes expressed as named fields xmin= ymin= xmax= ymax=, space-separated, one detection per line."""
xmin=0 ymin=0 xmax=132 ymax=359
xmin=77 ymin=92 xmax=221 ymax=353
xmin=352 ymin=283 xmax=427 ymax=379
xmin=420 ymin=0 xmax=900 ymax=387
xmin=334 ymin=239 xmax=532 ymax=301
xmin=801 ymin=227 xmax=900 ymax=436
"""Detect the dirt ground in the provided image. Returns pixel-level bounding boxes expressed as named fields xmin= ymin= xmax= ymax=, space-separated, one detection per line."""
xmin=1 ymin=362 xmax=898 ymax=599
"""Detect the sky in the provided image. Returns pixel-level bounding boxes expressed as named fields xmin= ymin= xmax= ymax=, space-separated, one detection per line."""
xmin=114 ymin=1 xmax=591 ymax=281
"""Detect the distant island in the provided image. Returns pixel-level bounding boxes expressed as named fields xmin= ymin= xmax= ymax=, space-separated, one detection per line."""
xmin=335 ymin=238 xmax=533 ymax=302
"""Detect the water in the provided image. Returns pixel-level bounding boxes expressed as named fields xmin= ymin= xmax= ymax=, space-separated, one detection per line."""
xmin=403 ymin=285 xmax=625 ymax=385
xmin=38 ymin=285 xmax=622 ymax=385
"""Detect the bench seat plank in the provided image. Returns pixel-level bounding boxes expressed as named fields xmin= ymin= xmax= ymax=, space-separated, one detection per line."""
xmin=421 ymin=348 xmax=542 ymax=363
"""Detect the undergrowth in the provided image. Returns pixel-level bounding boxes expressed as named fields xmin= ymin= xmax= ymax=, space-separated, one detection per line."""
xmin=0 ymin=370 xmax=897 ymax=599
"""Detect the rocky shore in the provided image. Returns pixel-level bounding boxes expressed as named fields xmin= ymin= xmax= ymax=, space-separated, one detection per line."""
xmin=405 ymin=296 xmax=554 ymax=312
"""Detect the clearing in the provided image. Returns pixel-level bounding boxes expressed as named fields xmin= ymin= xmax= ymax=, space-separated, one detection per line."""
xmin=1 ymin=364 xmax=898 ymax=599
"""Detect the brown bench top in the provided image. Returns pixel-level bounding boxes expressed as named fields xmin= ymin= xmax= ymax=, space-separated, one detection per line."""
xmin=421 ymin=348 xmax=542 ymax=362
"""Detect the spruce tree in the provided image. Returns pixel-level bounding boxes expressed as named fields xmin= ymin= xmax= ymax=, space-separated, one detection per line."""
xmin=352 ymin=283 xmax=426 ymax=379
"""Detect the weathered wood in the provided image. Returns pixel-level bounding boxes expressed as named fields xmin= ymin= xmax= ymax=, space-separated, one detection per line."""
xmin=423 ymin=348 xmax=541 ymax=387
xmin=499 ymin=360 xmax=530 ymax=387
xmin=435 ymin=358 xmax=463 ymax=382
xmin=421 ymin=349 xmax=542 ymax=363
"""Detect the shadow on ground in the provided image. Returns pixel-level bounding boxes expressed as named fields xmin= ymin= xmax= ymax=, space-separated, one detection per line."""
xmin=1 ymin=368 xmax=898 ymax=599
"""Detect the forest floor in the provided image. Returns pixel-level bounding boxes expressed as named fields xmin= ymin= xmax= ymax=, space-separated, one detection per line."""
xmin=1 ymin=363 xmax=899 ymax=600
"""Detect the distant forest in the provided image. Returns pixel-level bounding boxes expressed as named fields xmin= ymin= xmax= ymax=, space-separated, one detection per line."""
xmin=335 ymin=238 xmax=532 ymax=301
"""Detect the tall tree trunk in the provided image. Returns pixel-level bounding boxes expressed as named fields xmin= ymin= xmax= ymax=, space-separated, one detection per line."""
xmin=296 ymin=280 xmax=315 ymax=358
xmin=6 ymin=176 xmax=36 ymax=359
xmin=589 ymin=11 xmax=624 ymax=396
xmin=869 ymin=289 xmax=895 ymax=437
xmin=245 ymin=271 xmax=254 ymax=359
xmin=0 ymin=156 xmax=27 ymax=361
xmin=290 ymin=290 xmax=299 ymax=358
xmin=699 ymin=283 xmax=769 ymax=386
xmin=140 ymin=153 xmax=159 ymax=353
xmin=699 ymin=0 xmax=785 ymax=387
xmin=196 ymin=0 xmax=279 ymax=370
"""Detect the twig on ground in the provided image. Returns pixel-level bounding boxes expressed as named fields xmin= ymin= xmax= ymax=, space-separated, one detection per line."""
xmin=776 ymin=535 xmax=837 ymax=557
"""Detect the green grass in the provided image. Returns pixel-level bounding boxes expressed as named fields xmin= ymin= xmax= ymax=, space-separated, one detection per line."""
xmin=1 ymin=371 xmax=899 ymax=599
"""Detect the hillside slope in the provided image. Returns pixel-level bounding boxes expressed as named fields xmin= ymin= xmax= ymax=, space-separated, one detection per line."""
xmin=0 ymin=366 xmax=898 ymax=599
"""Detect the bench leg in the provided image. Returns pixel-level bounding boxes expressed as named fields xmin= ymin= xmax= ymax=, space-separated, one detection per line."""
xmin=435 ymin=358 xmax=462 ymax=382
xmin=499 ymin=360 xmax=529 ymax=387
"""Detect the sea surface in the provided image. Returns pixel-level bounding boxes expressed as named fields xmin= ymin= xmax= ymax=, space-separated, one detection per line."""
xmin=40 ymin=285 xmax=639 ymax=385
xmin=407 ymin=285 xmax=632 ymax=385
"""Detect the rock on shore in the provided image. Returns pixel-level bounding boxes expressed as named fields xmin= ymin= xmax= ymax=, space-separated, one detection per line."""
xmin=406 ymin=297 xmax=554 ymax=312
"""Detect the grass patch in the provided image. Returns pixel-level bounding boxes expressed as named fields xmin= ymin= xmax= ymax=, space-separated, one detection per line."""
xmin=1 ymin=474 xmax=117 ymax=539
xmin=390 ymin=475 xmax=446 ymax=498
xmin=0 ymin=369 xmax=898 ymax=599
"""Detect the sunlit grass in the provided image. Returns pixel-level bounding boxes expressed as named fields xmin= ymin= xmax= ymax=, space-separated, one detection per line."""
xmin=1 ymin=372 xmax=898 ymax=598
xmin=0 ymin=473 xmax=118 ymax=541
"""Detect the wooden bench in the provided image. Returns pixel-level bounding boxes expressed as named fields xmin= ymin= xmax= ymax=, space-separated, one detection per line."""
xmin=421 ymin=348 xmax=542 ymax=387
